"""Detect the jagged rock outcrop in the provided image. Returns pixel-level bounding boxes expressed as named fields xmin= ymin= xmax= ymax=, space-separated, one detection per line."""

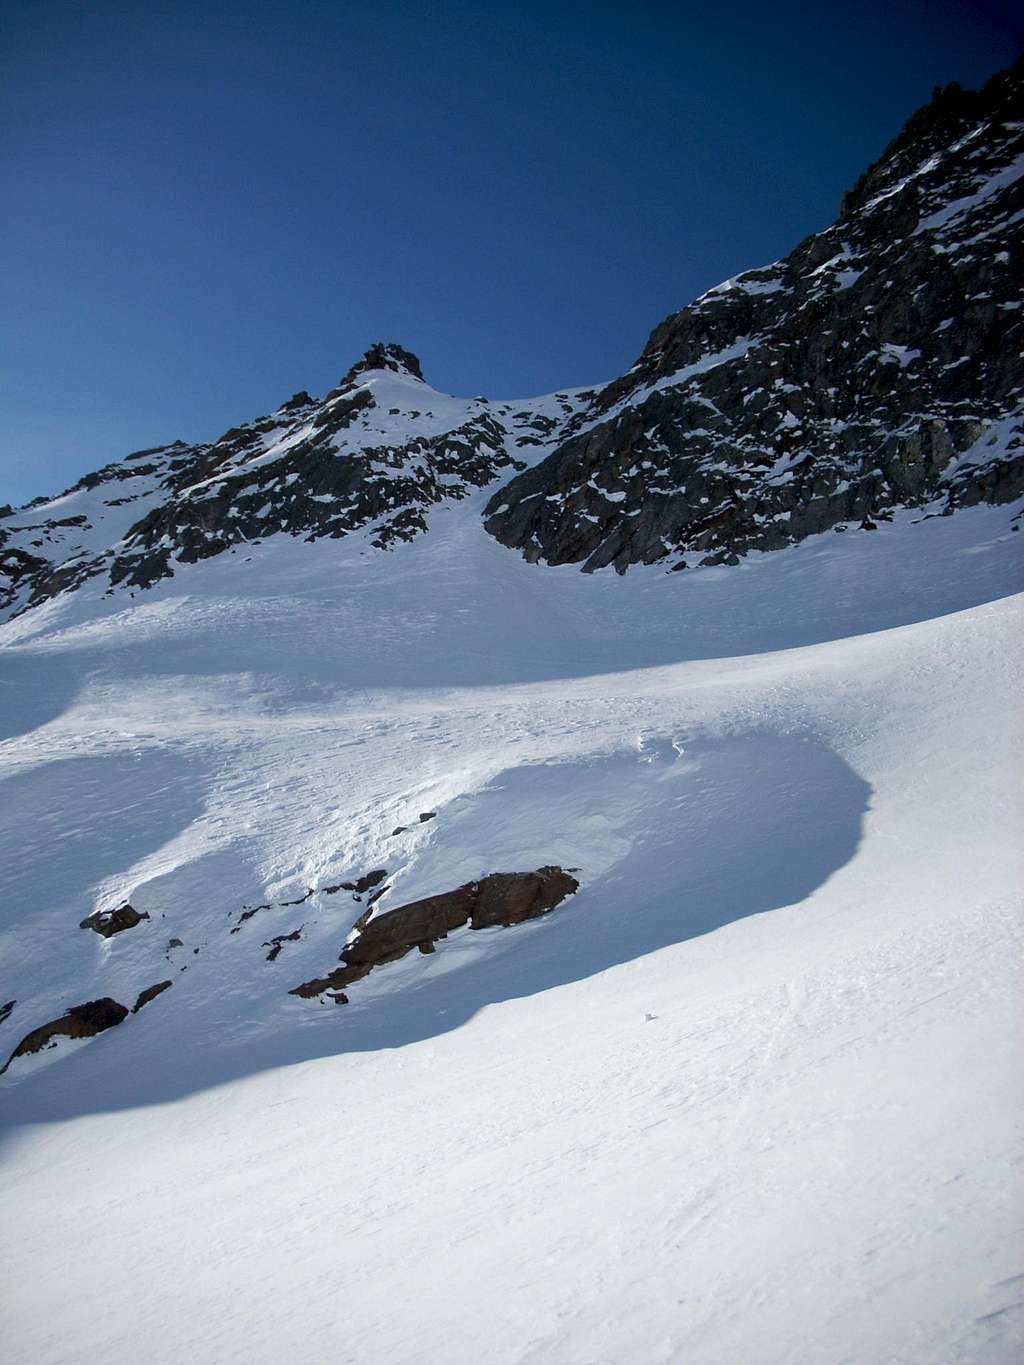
xmin=484 ymin=60 xmax=1024 ymax=571
xmin=291 ymin=866 xmax=579 ymax=999
xmin=79 ymin=903 xmax=150 ymax=937
xmin=1 ymin=997 xmax=129 ymax=1073
xmin=344 ymin=342 xmax=424 ymax=382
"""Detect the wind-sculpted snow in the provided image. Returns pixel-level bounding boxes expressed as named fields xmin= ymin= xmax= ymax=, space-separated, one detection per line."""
xmin=1 ymin=575 xmax=1021 ymax=1363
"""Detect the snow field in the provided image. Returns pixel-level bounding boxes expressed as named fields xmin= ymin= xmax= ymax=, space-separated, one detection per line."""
xmin=0 ymin=485 xmax=1021 ymax=1362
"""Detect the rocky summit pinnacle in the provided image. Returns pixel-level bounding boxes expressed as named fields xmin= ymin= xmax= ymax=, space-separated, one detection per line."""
xmin=344 ymin=342 xmax=425 ymax=383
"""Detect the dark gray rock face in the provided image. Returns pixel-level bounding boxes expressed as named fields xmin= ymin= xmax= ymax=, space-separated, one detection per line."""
xmin=291 ymin=865 xmax=579 ymax=1000
xmin=1 ymin=997 xmax=129 ymax=1073
xmin=484 ymin=60 xmax=1024 ymax=572
xmin=344 ymin=342 xmax=424 ymax=382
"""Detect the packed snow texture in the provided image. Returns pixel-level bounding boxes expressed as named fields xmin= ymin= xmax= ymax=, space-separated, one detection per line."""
xmin=1 ymin=466 xmax=1022 ymax=1362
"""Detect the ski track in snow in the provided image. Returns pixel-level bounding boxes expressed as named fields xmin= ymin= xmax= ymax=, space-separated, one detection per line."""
xmin=0 ymin=484 xmax=1022 ymax=1364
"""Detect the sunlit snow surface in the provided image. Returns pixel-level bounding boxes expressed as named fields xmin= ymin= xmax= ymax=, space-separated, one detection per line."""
xmin=1 ymin=485 xmax=1022 ymax=1364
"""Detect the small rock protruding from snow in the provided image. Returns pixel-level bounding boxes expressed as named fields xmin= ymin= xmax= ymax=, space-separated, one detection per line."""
xmin=79 ymin=903 xmax=150 ymax=938
xmin=1 ymin=998 xmax=129 ymax=1074
xmin=291 ymin=866 xmax=579 ymax=1002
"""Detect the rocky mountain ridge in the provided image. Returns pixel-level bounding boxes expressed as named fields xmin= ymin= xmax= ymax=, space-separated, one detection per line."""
xmin=484 ymin=59 xmax=1024 ymax=570
xmin=0 ymin=349 xmax=596 ymax=618
xmin=1 ymin=59 xmax=1021 ymax=614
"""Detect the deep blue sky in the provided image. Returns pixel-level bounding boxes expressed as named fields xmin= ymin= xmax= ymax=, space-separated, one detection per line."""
xmin=3 ymin=0 xmax=1020 ymax=505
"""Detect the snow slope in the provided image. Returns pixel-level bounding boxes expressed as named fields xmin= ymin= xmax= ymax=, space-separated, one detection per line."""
xmin=4 ymin=62 xmax=1022 ymax=1359
xmin=1 ymin=467 xmax=1022 ymax=1361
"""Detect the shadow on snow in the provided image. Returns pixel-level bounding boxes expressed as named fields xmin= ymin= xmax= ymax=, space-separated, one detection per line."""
xmin=0 ymin=730 xmax=870 ymax=1130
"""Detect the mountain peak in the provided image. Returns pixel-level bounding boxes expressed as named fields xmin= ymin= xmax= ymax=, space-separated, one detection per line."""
xmin=838 ymin=53 xmax=1024 ymax=219
xmin=344 ymin=342 xmax=424 ymax=383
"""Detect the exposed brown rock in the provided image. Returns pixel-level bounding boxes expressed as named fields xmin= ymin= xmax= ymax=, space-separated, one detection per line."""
xmin=322 ymin=869 xmax=388 ymax=896
xmin=469 ymin=868 xmax=580 ymax=928
xmin=344 ymin=882 xmax=479 ymax=968
xmin=280 ymin=889 xmax=314 ymax=906
xmin=290 ymin=866 xmax=579 ymax=1001
xmin=350 ymin=869 xmax=388 ymax=895
xmin=1 ymin=997 xmax=129 ymax=1073
xmin=132 ymin=980 xmax=173 ymax=1013
xmin=289 ymin=961 xmax=373 ymax=999
xmin=0 ymin=1000 xmax=14 ymax=1026
xmin=264 ymin=929 xmax=302 ymax=962
xmin=230 ymin=903 xmax=272 ymax=932
xmin=79 ymin=903 xmax=150 ymax=938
